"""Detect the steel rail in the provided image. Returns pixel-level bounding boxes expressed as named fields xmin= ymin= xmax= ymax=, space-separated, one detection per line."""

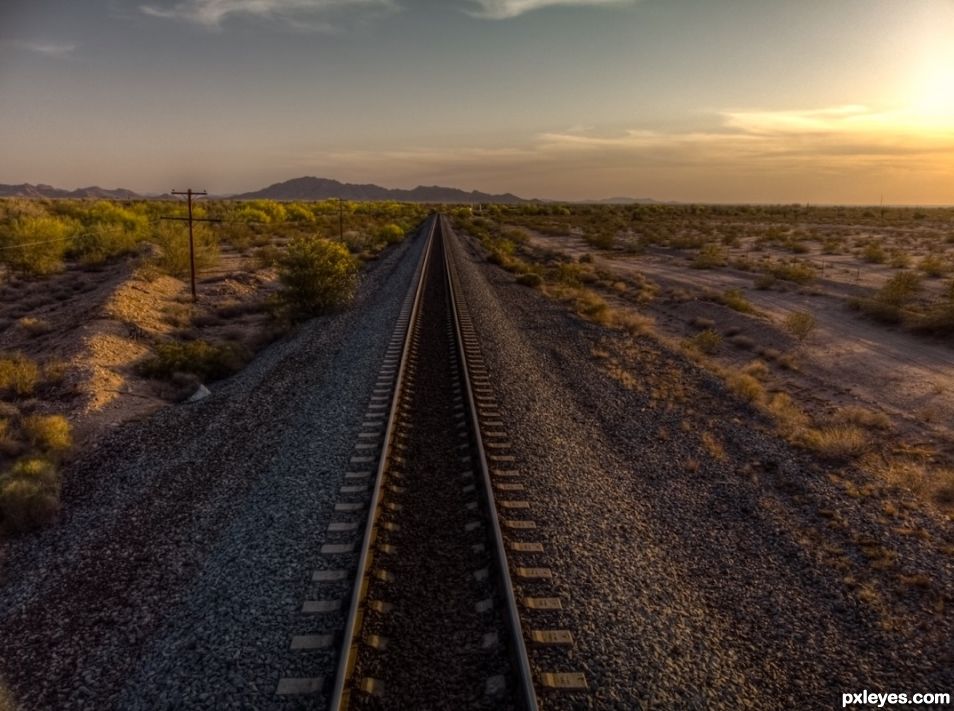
xmin=440 ymin=214 xmax=540 ymax=711
xmin=328 ymin=215 xmax=438 ymax=710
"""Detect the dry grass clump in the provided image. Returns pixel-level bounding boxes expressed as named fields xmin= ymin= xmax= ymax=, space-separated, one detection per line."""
xmin=802 ymin=425 xmax=869 ymax=461
xmin=687 ymin=329 xmax=722 ymax=354
xmin=725 ymin=372 xmax=765 ymax=404
xmin=701 ymin=431 xmax=727 ymax=461
xmin=0 ymin=457 xmax=60 ymax=532
xmin=833 ymin=406 xmax=891 ymax=431
xmin=612 ymin=310 xmax=655 ymax=336
xmin=879 ymin=460 xmax=954 ymax=513
xmin=0 ymin=353 xmax=39 ymax=398
xmin=21 ymin=415 xmax=72 ymax=453
xmin=17 ymin=317 xmax=54 ymax=338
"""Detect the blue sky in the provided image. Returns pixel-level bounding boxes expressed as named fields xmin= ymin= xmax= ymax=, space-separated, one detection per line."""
xmin=1 ymin=0 xmax=952 ymax=202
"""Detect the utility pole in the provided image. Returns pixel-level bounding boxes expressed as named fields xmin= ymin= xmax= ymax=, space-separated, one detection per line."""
xmin=161 ymin=189 xmax=222 ymax=303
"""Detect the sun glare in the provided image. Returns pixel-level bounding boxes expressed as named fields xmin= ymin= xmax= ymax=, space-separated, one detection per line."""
xmin=910 ymin=46 xmax=954 ymax=127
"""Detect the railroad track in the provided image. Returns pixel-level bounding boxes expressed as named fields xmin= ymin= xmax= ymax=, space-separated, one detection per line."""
xmin=277 ymin=215 xmax=586 ymax=709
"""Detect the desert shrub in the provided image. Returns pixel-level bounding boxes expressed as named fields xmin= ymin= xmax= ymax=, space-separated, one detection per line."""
xmin=691 ymin=244 xmax=727 ymax=269
xmin=918 ymin=254 xmax=950 ymax=278
xmin=784 ymin=311 xmax=817 ymax=343
xmin=754 ymin=273 xmax=777 ymax=290
xmin=278 ymin=236 xmax=359 ymax=317
xmin=70 ymin=223 xmax=140 ymax=265
xmin=0 ymin=457 xmax=60 ymax=532
xmin=852 ymin=271 xmax=921 ymax=325
xmin=21 ymin=414 xmax=71 ymax=453
xmin=888 ymin=251 xmax=910 ymax=269
xmin=0 ymin=216 xmax=74 ymax=275
xmin=878 ymin=270 xmax=921 ymax=307
xmin=767 ymin=261 xmax=816 ymax=284
xmin=911 ymin=303 xmax=954 ymax=336
xmin=584 ymin=231 xmax=615 ymax=250
xmin=689 ymin=329 xmax=722 ymax=354
xmin=254 ymin=245 xmax=282 ymax=268
xmin=516 ymin=273 xmax=543 ymax=288
xmin=376 ymin=224 xmax=405 ymax=246
xmin=862 ymin=243 xmax=886 ymax=264
xmin=716 ymin=288 xmax=755 ymax=313
xmin=151 ymin=222 xmax=219 ymax=277
xmin=0 ymin=353 xmax=39 ymax=398
xmin=139 ymin=340 xmax=249 ymax=381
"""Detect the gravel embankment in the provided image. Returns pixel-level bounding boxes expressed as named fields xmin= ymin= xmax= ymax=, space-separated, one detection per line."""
xmin=0 ymin=227 xmax=428 ymax=710
xmin=446 ymin=224 xmax=954 ymax=710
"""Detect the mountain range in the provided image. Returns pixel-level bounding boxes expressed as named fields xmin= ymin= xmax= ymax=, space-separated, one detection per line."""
xmin=232 ymin=176 xmax=526 ymax=203
xmin=1 ymin=178 xmax=656 ymax=205
xmin=0 ymin=183 xmax=141 ymax=200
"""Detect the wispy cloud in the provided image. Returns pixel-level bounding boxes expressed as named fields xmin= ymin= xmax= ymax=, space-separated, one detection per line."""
xmin=464 ymin=0 xmax=635 ymax=20
xmin=287 ymin=104 xmax=954 ymax=202
xmin=7 ymin=40 xmax=78 ymax=58
xmin=140 ymin=0 xmax=398 ymax=30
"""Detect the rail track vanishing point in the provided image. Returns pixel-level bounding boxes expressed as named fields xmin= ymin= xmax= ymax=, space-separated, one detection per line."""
xmin=277 ymin=215 xmax=587 ymax=709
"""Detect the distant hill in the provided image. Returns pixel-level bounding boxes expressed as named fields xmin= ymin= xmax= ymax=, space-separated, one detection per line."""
xmin=588 ymin=196 xmax=659 ymax=205
xmin=0 ymin=183 xmax=141 ymax=200
xmin=233 ymin=176 xmax=527 ymax=204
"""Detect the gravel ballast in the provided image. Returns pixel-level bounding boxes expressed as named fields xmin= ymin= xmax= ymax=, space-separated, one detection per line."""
xmin=445 ymin=222 xmax=954 ymax=709
xmin=0 ymin=228 xmax=427 ymax=710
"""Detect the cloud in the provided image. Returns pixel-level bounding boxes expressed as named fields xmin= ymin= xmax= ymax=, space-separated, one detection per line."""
xmin=464 ymin=0 xmax=635 ymax=19
xmin=7 ymin=40 xmax=78 ymax=58
xmin=287 ymin=104 xmax=954 ymax=202
xmin=140 ymin=0 xmax=398 ymax=30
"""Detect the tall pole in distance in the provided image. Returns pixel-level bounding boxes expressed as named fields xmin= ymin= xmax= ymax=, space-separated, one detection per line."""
xmin=172 ymin=189 xmax=205 ymax=302
xmin=164 ymin=189 xmax=219 ymax=303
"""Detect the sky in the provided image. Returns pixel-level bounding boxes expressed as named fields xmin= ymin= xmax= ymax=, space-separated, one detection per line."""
xmin=0 ymin=0 xmax=953 ymax=203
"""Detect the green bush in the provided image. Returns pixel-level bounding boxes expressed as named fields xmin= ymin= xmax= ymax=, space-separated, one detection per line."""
xmin=376 ymin=224 xmax=405 ymax=245
xmin=139 ymin=340 xmax=249 ymax=381
xmin=0 ymin=216 xmax=74 ymax=275
xmin=151 ymin=221 xmax=219 ymax=277
xmin=278 ymin=236 xmax=359 ymax=317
